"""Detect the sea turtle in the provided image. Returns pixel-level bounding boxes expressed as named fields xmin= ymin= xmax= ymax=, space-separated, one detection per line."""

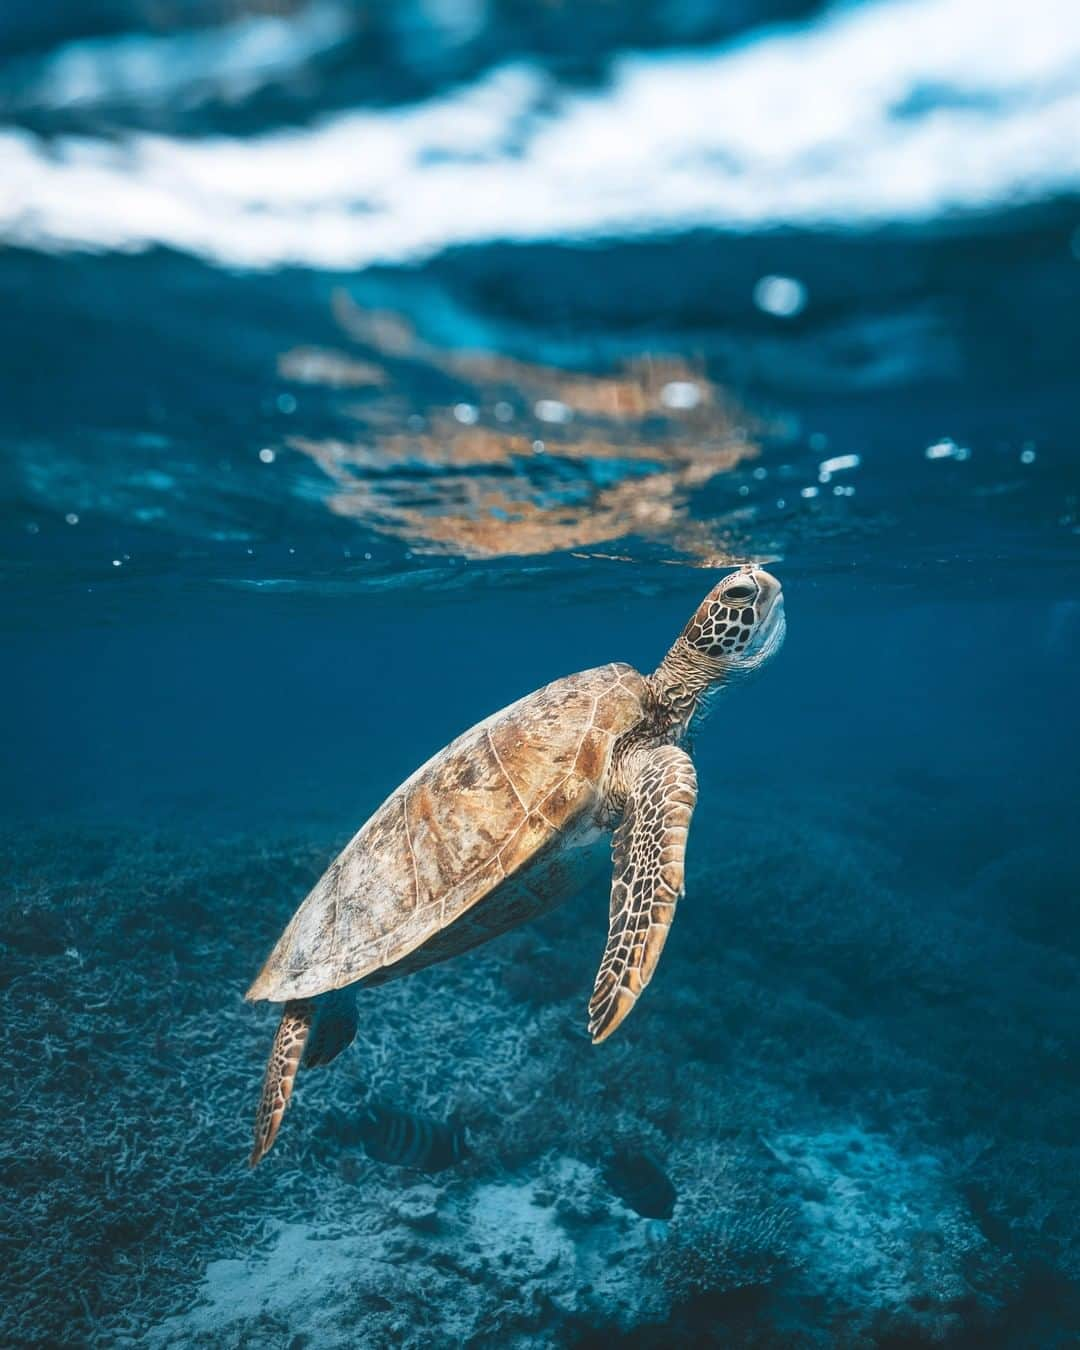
xmin=247 ymin=565 xmax=785 ymax=1164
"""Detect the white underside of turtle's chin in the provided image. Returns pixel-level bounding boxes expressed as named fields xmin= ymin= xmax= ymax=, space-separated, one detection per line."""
xmin=731 ymin=600 xmax=787 ymax=681
xmin=752 ymin=601 xmax=786 ymax=666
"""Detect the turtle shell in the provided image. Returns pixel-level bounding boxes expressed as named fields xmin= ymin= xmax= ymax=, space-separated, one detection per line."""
xmin=247 ymin=662 xmax=648 ymax=1001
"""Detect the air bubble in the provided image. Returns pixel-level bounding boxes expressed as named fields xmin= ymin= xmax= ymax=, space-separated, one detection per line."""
xmin=660 ymin=381 xmax=701 ymax=410
xmin=534 ymin=399 xmax=571 ymax=424
xmin=753 ymin=275 xmax=807 ymax=318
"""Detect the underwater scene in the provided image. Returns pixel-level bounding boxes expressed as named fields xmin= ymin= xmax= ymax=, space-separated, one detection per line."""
xmin=2 ymin=0 xmax=1080 ymax=1345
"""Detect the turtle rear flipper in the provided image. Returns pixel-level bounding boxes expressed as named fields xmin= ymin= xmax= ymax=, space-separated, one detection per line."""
xmin=250 ymin=999 xmax=313 ymax=1167
xmin=250 ymin=990 xmax=359 ymax=1166
xmin=304 ymin=987 xmax=359 ymax=1068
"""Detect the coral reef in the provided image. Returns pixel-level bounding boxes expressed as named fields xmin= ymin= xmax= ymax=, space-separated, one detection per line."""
xmin=2 ymin=776 xmax=1078 ymax=1345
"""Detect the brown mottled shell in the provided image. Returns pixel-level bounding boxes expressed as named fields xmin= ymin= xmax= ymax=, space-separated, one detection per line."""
xmin=247 ymin=662 xmax=648 ymax=1001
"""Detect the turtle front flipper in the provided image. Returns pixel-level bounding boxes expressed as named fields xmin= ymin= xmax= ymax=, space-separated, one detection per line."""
xmin=588 ymin=746 xmax=697 ymax=1044
xmin=250 ymin=999 xmax=314 ymax=1166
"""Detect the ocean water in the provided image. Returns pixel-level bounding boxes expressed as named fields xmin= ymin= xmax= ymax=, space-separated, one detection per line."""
xmin=3 ymin=1 xmax=1079 ymax=1346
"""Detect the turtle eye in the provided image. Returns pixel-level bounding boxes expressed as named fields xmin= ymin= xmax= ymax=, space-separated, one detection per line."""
xmin=725 ymin=582 xmax=756 ymax=602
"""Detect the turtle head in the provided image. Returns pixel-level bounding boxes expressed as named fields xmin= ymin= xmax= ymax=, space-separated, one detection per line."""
xmin=684 ymin=564 xmax=784 ymax=667
xmin=668 ymin=565 xmax=785 ymax=692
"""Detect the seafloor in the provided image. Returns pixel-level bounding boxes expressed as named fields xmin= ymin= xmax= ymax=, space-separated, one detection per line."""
xmin=6 ymin=771 xmax=1078 ymax=1347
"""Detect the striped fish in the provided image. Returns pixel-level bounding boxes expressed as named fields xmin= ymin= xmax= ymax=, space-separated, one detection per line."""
xmin=603 ymin=1147 xmax=677 ymax=1220
xmin=347 ymin=1101 xmax=468 ymax=1172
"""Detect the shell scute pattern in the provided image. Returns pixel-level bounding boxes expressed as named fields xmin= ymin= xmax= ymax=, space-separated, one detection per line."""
xmin=247 ymin=663 xmax=647 ymax=1002
xmin=494 ymin=809 xmax=554 ymax=877
xmin=406 ymin=737 xmax=523 ymax=904
xmin=573 ymin=727 xmax=610 ymax=784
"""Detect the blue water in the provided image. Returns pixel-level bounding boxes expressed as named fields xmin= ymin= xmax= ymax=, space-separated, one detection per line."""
xmin=3 ymin=2 xmax=1080 ymax=1346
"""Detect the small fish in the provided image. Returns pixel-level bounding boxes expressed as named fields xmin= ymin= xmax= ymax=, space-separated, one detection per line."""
xmin=341 ymin=1101 xmax=468 ymax=1172
xmin=603 ymin=1147 xmax=677 ymax=1220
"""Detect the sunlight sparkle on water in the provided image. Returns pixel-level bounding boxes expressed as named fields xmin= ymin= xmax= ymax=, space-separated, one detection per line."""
xmin=925 ymin=438 xmax=970 ymax=461
xmin=818 ymin=454 xmax=862 ymax=479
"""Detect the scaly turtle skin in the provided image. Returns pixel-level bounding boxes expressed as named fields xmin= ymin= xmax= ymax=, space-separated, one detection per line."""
xmin=248 ymin=565 xmax=785 ymax=1164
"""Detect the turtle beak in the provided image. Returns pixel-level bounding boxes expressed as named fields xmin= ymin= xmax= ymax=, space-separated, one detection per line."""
xmin=750 ymin=568 xmax=782 ymax=619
